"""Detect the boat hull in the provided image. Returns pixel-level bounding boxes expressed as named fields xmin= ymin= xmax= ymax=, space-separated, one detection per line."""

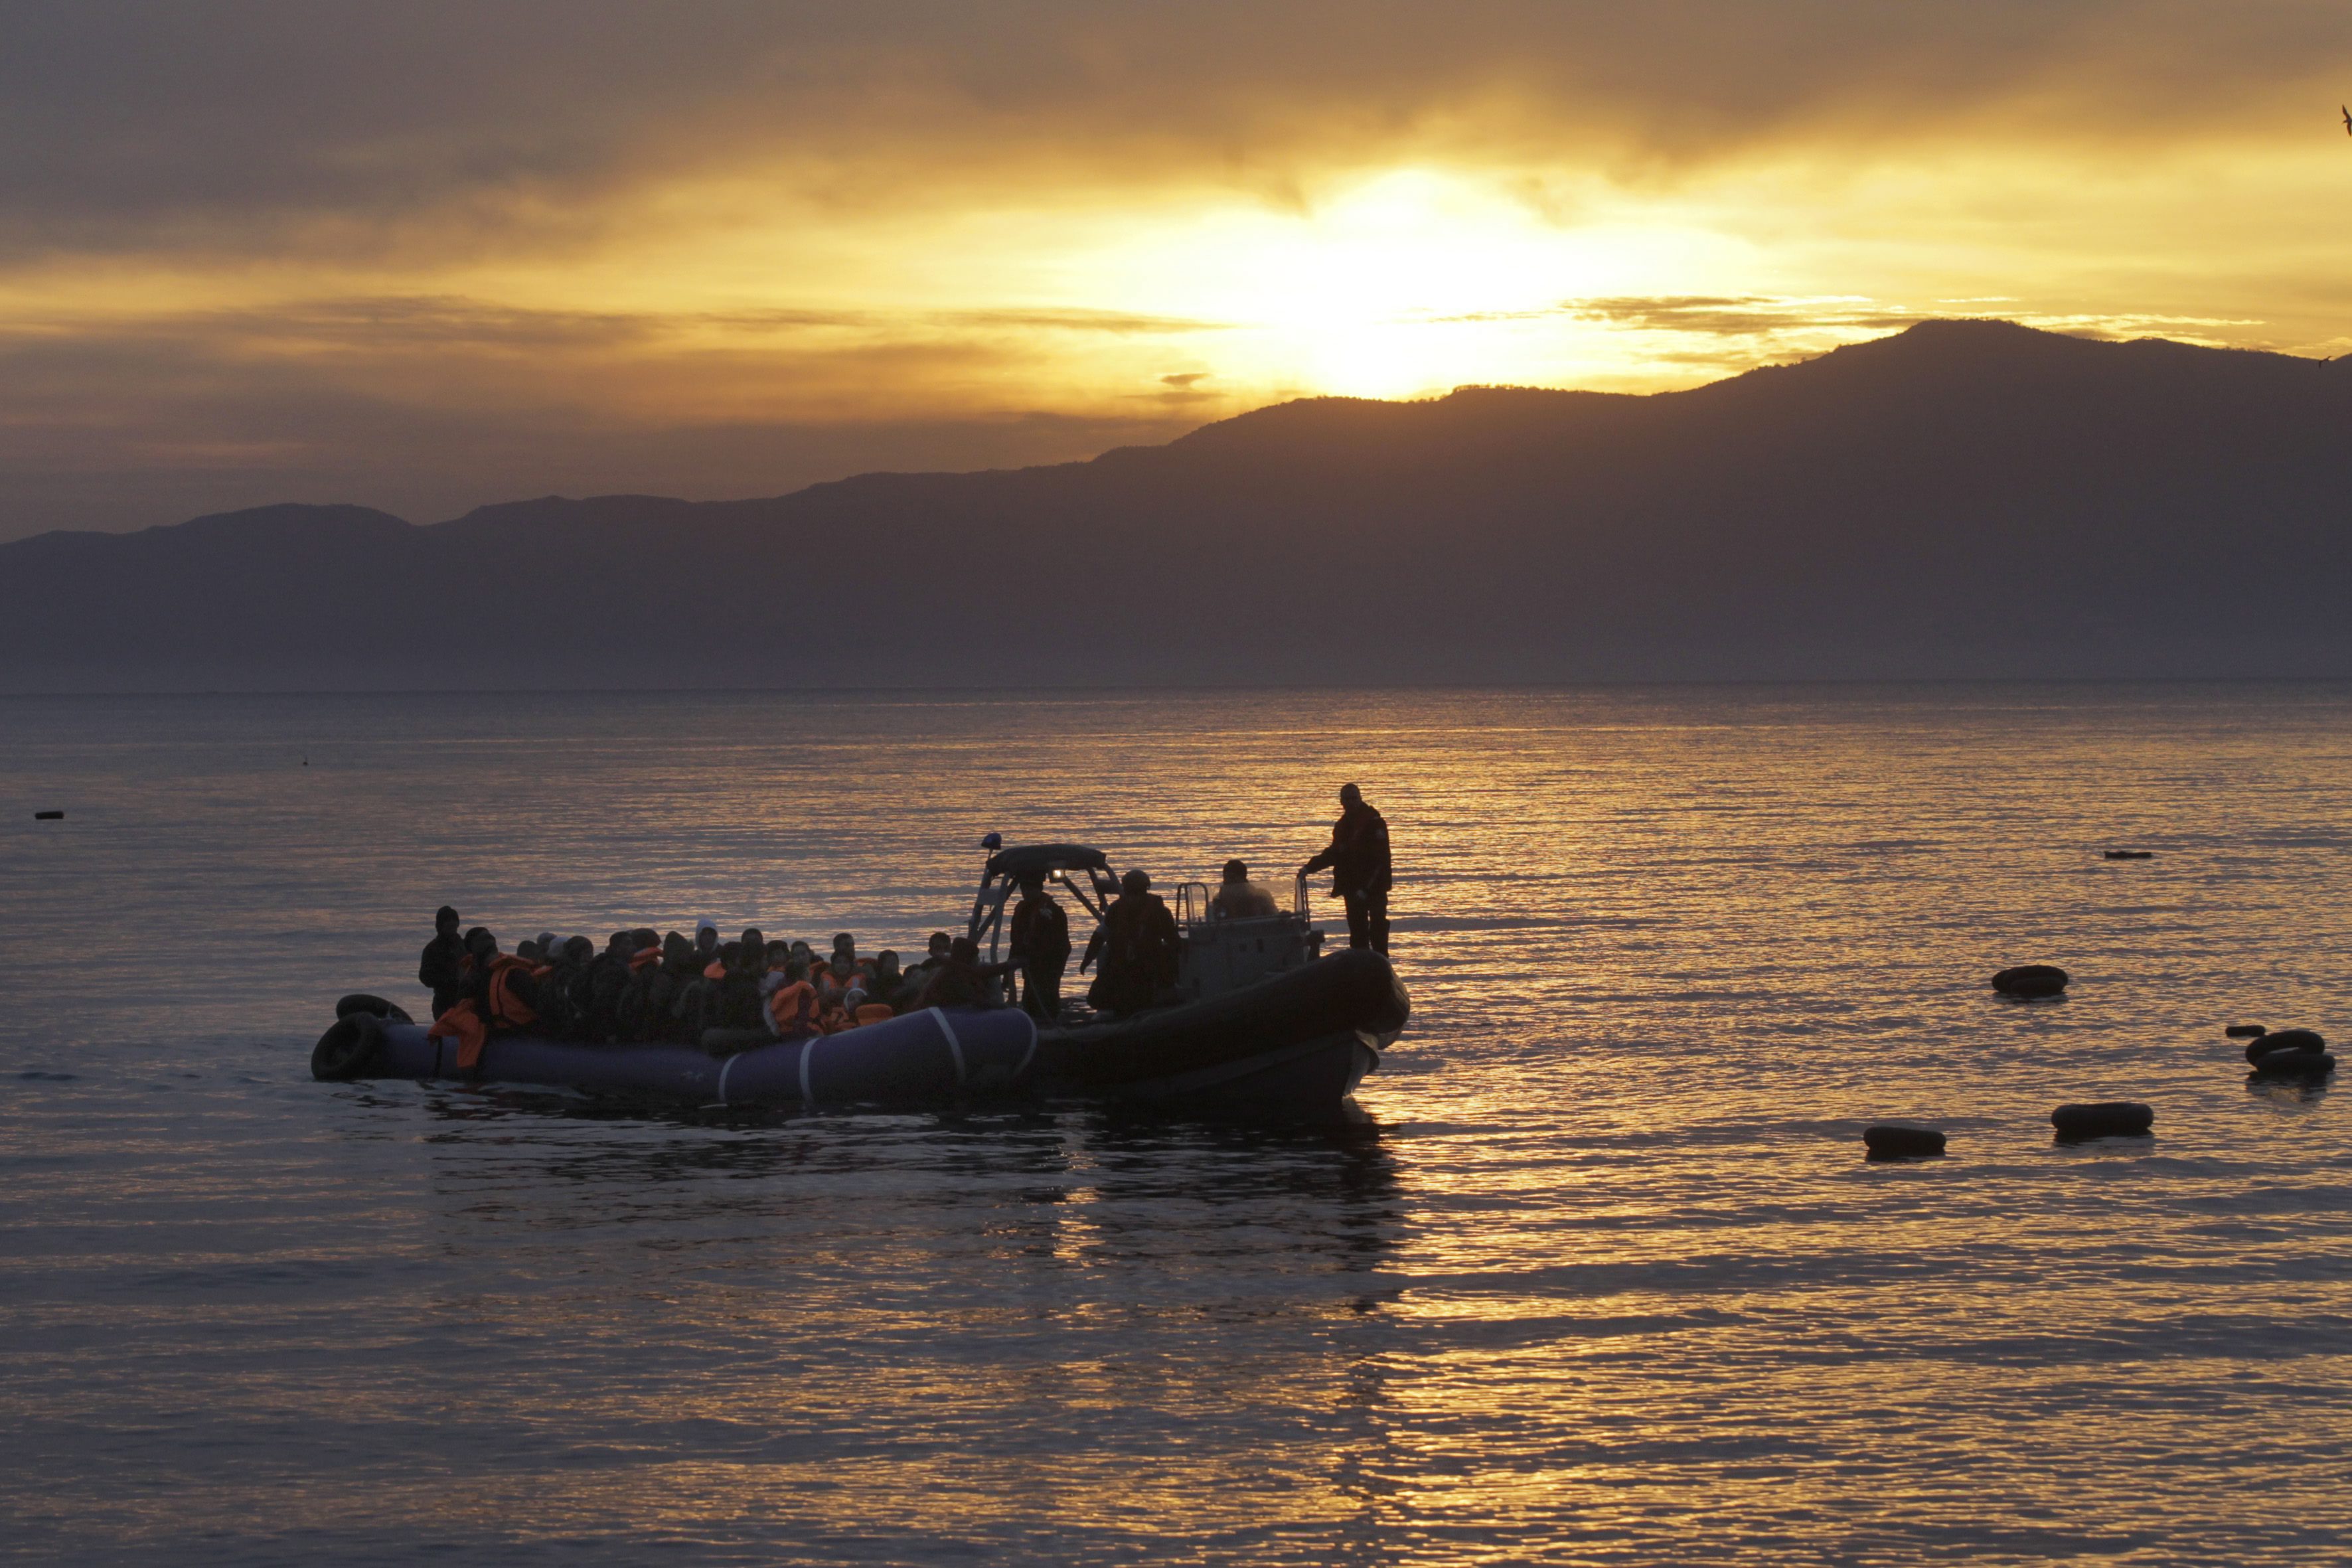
xmin=323 ymin=949 xmax=1409 ymax=1123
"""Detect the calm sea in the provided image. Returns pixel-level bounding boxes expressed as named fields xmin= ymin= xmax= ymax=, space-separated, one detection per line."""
xmin=5 ymin=686 xmax=2351 ymax=1565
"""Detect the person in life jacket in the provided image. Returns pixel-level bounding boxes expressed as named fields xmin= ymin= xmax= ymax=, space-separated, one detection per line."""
xmin=1299 ymin=781 xmax=1393 ymax=953
xmin=814 ymin=933 xmax=870 ymax=1007
xmin=1081 ymin=870 xmax=1180 ymax=1016
xmin=418 ymin=905 xmax=467 ymax=1018
xmin=761 ymin=957 xmax=822 ymax=1040
xmin=823 ymin=985 xmax=897 ymax=1033
xmin=1008 ymin=873 xmax=1072 ymax=1022
xmin=428 ymin=928 xmax=547 ymax=1070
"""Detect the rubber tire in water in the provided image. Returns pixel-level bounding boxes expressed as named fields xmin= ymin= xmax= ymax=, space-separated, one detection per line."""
xmin=312 ymin=1012 xmax=385 ymax=1081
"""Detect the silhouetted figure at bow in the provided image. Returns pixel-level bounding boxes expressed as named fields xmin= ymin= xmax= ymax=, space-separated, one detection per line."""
xmin=1008 ymin=872 xmax=1072 ymax=1021
xmin=1300 ymin=782 xmax=1392 ymax=953
xmin=418 ymin=905 xmax=467 ymax=1016
xmin=1081 ymin=869 xmax=1180 ymax=1016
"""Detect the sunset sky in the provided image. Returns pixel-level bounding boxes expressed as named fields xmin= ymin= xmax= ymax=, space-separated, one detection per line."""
xmin=5 ymin=0 xmax=2351 ymax=540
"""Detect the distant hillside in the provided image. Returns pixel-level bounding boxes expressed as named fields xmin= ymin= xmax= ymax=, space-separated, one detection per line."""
xmin=6 ymin=319 xmax=2351 ymax=690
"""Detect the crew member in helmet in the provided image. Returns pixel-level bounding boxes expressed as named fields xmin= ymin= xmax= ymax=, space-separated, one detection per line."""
xmin=1080 ymin=869 xmax=1180 ymax=1016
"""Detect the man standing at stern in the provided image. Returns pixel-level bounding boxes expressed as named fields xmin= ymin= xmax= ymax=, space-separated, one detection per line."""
xmin=1300 ymin=783 xmax=1393 ymax=953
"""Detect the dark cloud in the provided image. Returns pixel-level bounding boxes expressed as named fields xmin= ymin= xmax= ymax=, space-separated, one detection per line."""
xmin=1 ymin=2 xmax=2344 ymax=261
xmin=1564 ymin=297 xmax=1929 ymax=336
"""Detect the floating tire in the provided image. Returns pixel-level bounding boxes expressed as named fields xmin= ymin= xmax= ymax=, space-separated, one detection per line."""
xmin=335 ymin=992 xmax=414 ymax=1024
xmin=311 ymin=1011 xmax=386 ymax=1081
xmin=2247 ymin=1028 xmax=2323 ymax=1060
xmin=2225 ymin=1024 xmax=2268 ymax=1040
xmin=2102 ymin=850 xmax=2154 ymax=860
xmin=2051 ymin=1101 xmax=2154 ymax=1140
xmin=1863 ymin=1124 xmax=1947 ymax=1159
xmin=2250 ymin=1050 xmax=2335 ymax=1078
xmin=1992 ymin=965 xmax=2069 ymax=998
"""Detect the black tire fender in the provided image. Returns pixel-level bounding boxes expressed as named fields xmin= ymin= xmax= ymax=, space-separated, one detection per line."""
xmin=335 ymin=992 xmax=414 ymax=1024
xmin=312 ymin=1011 xmax=386 ymax=1081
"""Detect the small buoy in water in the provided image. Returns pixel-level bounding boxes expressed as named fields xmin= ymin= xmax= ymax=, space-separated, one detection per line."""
xmin=2246 ymin=1028 xmax=2324 ymax=1064
xmin=1992 ymin=964 xmax=2069 ymax=998
xmin=2102 ymin=850 xmax=2154 ymax=860
xmin=1863 ymin=1124 xmax=1947 ymax=1159
xmin=2250 ymin=1050 xmax=2336 ymax=1078
xmin=33 ymin=810 xmax=62 ymax=821
xmin=2051 ymin=1101 xmax=2154 ymax=1140
xmin=2225 ymin=1024 xmax=2268 ymax=1040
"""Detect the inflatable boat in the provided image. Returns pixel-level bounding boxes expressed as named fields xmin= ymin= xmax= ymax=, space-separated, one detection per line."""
xmin=312 ymin=840 xmax=1409 ymax=1123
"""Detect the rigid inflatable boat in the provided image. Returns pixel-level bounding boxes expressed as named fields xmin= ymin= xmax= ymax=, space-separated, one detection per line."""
xmin=312 ymin=840 xmax=1409 ymax=1123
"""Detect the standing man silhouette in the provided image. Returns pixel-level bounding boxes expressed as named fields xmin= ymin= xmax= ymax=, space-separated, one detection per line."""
xmin=1300 ymin=782 xmax=1392 ymax=953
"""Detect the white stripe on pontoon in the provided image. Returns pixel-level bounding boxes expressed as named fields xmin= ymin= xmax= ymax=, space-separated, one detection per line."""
xmin=931 ymin=1007 xmax=967 ymax=1085
xmin=799 ymin=1036 xmax=817 ymax=1104
xmin=1015 ymin=1008 xmax=1038 ymax=1079
xmin=716 ymin=1052 xmax=738 ymax=1107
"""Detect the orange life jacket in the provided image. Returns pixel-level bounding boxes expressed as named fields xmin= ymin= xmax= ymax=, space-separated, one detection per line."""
xmin=765 ymin=980 xmax=819 ymax=1039
xmin=629 ymin=945 xmax=661 ymax=973
xmin=427 ymin=998 xmax=487 ymax=1067
xmin=703 ymin=960 xmax=727 ymax=982
xmin=487 ymin=956 xmax=545 ymax=1031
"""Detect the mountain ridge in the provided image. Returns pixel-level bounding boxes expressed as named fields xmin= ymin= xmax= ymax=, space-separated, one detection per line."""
xmin=7 ymin=319 xmax=2350 ymax=690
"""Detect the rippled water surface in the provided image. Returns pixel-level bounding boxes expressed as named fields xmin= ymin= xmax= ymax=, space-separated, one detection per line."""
xmin=5 ymin=685 xmax=2352 ymax=1565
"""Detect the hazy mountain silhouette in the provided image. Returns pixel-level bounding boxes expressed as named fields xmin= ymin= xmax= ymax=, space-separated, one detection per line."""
xmin=7 ymin=319 xmax=2351 ymax=690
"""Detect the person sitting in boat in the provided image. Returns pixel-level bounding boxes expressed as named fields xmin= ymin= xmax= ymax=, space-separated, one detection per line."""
xmin=419 ymin=905 xmax=467 ymax=1017
xmin=1211 ymin=859 xmax=1280 ymax=919
xmin=692 ymin=919 xmax=721 ymax=971
xmin=1008 ymin=872 xmax=1071 ymax=1021
xmin=762 ymin=957 xmax=821 ymax=1040
xmin=902 ymin=932 xmax=953 ymax=997
xmin=426 ymin=928 xmax=547 ymax=1070
xmin=617 ymin=931 xmax=687 ymax=1043
xmin=588 ymin=931 xmax=647 ymax=1043
xmin=1081 ymin=870 xmax=1180 ymax=1016
xmin=814 ymin=932 xmax=870 ymax=1003
xmin=916 ymin=936 xmax=998 ymax=1009
xmin=715 ymin=929 xmax=769 ymax=1031
xmin=536 ymin=935 xmax=595 ymax=1040
xmin=870 ymin=950 xmax=910 ymax=1010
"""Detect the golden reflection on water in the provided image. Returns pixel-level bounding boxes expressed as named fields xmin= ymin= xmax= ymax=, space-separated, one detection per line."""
xmin=9 ymin=687 xmax=2352 ymax=1561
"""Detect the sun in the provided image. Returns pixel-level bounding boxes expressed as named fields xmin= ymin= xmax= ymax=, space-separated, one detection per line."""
xmin=1083 ymin=169 xmax=1749 ymax=400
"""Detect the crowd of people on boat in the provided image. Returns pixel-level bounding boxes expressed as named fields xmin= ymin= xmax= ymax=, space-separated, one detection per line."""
xmin=413 ymin=783 xmax=1392 ymax=1069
